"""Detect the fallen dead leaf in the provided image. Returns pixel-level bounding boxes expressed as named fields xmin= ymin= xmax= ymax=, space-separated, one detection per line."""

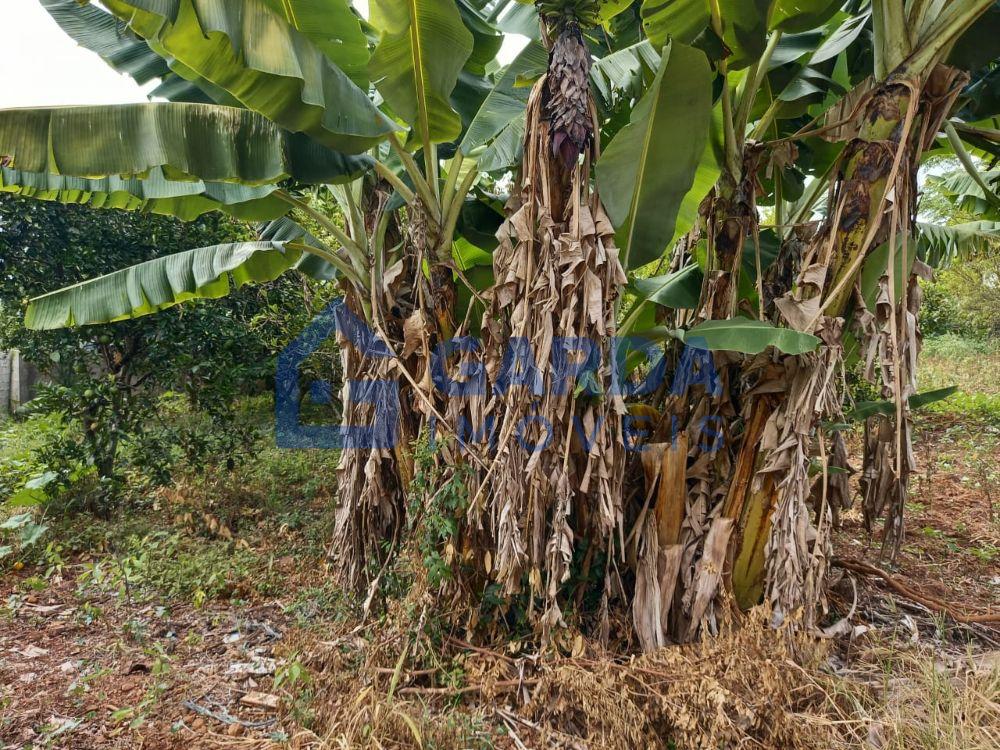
xmin=226 ymin=657 xmax=276 ymax=677
xmin=24 ymin=604 xmax=63 ymax=615
xmin=239 ymin=691 xmax=279 ymax=710
xmin=18 ymin=645 xmax=48 ymax=659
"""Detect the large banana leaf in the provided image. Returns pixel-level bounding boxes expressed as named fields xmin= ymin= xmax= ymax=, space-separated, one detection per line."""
xmin=809 ymin=12 xmax=870 ymax=64
xmin=844 ymin=387 xmax=959 ymax=421
xmin=859 ymin=236 xmax=917 ymax=311
xmin=0 ymin=167 xmax=288 ymax=222
xmin=479 ymin=116 xmax=526 ymax=172
xmin=679 ymin=318 xmax=821 ymax=355
xmin=102 ymin=0 xmax=394 ymax=152
xmin=0 ymin=104 xmax=371 ymax=185
xmin=457 ymin=0 xmax=505 ymax=76
xmin=770 ymin=0 xmax=844 ymax=34
xmin=596 ymin=41 xmax=713 ymax=270
xmin=591 ymin=41 xmax=660 ymax=108
xmin=40 ymin=0 xmax=168 ymax=86
xmin=630 ymin=264 xmax=704 ymax=310
xmin=39 ymin=0 xmax=217 ymax=104
xmin=641 ymin=0 xmax=772 ymax=69
xmin=25 ymin=241 xmax=317 ymax=330
xmin=460 ymin=41 xmax=547 ymax=156
xmin=640 ymin=0 xmax=710 ymax=49
xmin=668 ymin=104 xmax=725 ymax=255
xmin=480 ymin=0 xmax=539 ymax=37
xmin=720 ymin=0 xmax=774 ymax=69
xmin=927 ymin=169 xmax=1000 ymax=215
xmin=259 ymin=216 xmax=338 ymax=280
xmin=258 ymin=0 xmax=369 ymax=84
xmin=369 ymin=0 xmax=475 ymax=144
xmin=916 ymin=220 xmax=1000 ymax=267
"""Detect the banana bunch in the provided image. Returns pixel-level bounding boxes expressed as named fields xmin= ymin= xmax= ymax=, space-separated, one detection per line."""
xmin=535 ymin=0 xmax=604 ymax=28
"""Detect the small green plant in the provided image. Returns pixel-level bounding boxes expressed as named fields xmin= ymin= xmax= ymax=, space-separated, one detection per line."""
xmin=406 ymin=434 xmax=473 ymax=588
xmin=0 ymin=512 xmax=48 ymax=563
xmin=971 ymin=543 xmax=998 ymax=563
xmin=108 ymin=645 xmax=171 ymax=729
xmin=274 ymin=655 xmax=314 ymax=728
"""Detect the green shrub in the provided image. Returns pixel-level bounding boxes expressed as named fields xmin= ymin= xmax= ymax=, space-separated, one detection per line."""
xmin=922 ymin=333 xmax=997 ymax=359
xmin=0 ymin=194 xmax=328 ymax=515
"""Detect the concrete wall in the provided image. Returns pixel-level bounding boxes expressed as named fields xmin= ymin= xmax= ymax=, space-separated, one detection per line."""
xmin=0 ymin=350 xmax=40 ymax=416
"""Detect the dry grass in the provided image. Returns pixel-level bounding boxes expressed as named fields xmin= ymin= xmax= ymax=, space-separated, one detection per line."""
xmin=524 ymin=609 xmax=838 ymax=749
xmin=828 ymin=642 xmax=1000 ymax=750
xmin=208 ymin=600 xmax=1000 ymax=750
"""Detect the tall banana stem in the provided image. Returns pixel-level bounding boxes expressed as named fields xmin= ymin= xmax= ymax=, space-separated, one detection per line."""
xmin=275 ymin=191 xmax=370 ymax=285
xmin=373 ymin=161 xmax=416 ymax=206
xmin=735 ymin=31 xmax=782 ymax=140
xmin=387 ymin=133 xmax=438 ymax=217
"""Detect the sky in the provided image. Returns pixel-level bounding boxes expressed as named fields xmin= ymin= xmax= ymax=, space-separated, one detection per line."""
xmin=0 ymin=1 xmax=156 ymax=108
xmin=0 ymin=1 xmax=525 ymax=109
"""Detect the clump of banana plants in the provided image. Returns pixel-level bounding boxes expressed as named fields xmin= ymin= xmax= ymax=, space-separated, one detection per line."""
xmin=6 ymin=0 xmax=1000 ymax=654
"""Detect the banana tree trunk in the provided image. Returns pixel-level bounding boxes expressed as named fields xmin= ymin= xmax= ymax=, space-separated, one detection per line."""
xmin=471 ymin=21 xmax=628 ymax=644
xmin=329 ymin=288 xmax=418 ymax=590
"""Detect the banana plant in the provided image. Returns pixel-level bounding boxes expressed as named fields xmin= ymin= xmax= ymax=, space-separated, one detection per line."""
xmin=5 ymin=0 xmax=1000 ymax=648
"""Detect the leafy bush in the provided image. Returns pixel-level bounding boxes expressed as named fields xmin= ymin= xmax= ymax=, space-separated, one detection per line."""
xmin=922 ymin=333 xmax=998 ymax=359
xmin=0 ymin=194 xmax=324 ymax=514
xmin=920 ymin=255 xmax=1000 ymax=340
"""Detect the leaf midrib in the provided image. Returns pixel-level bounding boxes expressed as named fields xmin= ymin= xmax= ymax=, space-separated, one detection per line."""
xmin=407 ymin=0 xmax=432 ymax=146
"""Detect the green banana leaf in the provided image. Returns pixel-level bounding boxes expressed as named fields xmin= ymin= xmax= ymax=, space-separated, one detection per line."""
xmin=460 ymin=41 xmax=547 ymax=156
xmin=0 ymin=104 xmax=371 ymax=186
xmin=596 ymin=41 xmax=713 ymax=270
xmin=809 ymin=12 xmax=870 ymax=65
xmin=0 ymin=167 xmax=288 ymax=222
xmin=25 ymin=241 xmax=317 ymax=330
xmin=720 ymin=0 xmax=773 ymax=69
xmin=859 ymin=236 xmax=918 ymax=312
xmin=678 ymin=318 xmax=821 ymax=355
xmin=258 ymin=216 xmax=339 ymax=280
xmin=482 ymin=0 xmax=538 ymax=37
xmin=591 ymin=41 xmax=660 ymax=107
xmin=258 ymin=0 xmax=370 ymax=84
xmin=844 ymin=387 xmax=959 ymax=421
xmin=927 ymin=169 xmax=1000 ymax=215
xmin=101 ymin=0 xmax=395 ymax=152
xmin=630 ymin=264 xmax=704 ymax=310
xmin=640 ymin=0 xmax=710 ymax=49
xmin=916 ymin=220 xmax=1000 ymax=268
xmin=641 ymin=0 xmax=772 ymax=69
xmin=770 ymin=0 xmax=844 ymax=34
xmin=39 ymin=0 xmax=222 ymax=104
xmin=668 ymin=104 xmax=725 ymax=262
xmin=369 ymin=0 xmax=475 ymax=144
xmin=479 ymin=116 xmax=526 ymax=172
xmin=457 ymin=0 xmax=505 ymax=76
xmin=40 ymin=0 xmax=168 ymax=86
